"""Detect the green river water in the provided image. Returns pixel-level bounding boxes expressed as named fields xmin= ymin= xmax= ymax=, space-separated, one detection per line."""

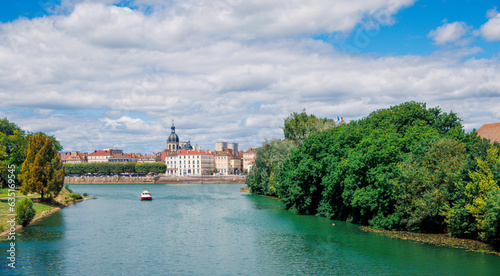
xmin=1 ymin=184 xmax=499 ymax=275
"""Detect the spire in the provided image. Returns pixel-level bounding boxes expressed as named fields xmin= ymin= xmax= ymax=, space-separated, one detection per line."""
xmin=171 ymin=119 xmax=175 ymax=133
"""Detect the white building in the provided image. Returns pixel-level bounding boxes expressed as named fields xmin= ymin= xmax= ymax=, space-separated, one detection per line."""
xmin=214 ymin=151 xmax=231 ymax=175
xmin=176 ymin=150 xmax=214 ymax=176
xmin=243 ymin=148 xmax=257 ymax=172
xmin=88 ymin=150 xmax=113 ymax=163
xmin=165 ymin=152 xmax=178 ymax=175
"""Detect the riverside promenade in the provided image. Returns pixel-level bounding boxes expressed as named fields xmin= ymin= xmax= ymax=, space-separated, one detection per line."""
xmin=156 ymin=175 xmax=246 ymax=184
xmin=65 ymin=175 xmax=246 ymax=184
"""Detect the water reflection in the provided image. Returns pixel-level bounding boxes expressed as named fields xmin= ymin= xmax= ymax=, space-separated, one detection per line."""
xmin=1 ymin=211 xmax=66 ymax=275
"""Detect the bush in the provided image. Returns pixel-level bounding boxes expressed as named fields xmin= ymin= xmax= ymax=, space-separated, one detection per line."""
xmin=69 ymin=193 xmax=82 ymax=200
xmin=16 ymin=198 xmax=36 ymax=227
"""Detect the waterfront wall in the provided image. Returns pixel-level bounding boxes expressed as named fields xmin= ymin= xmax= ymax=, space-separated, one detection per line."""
xmin=65 ymin=175 xmax=246 ymax=184
xmin=156 ymin=175 xmax=246 ymax=184
xmin=65 ymin=175 xmax=157 ymax=184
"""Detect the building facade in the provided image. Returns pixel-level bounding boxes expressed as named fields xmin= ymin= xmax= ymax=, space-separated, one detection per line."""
xmin=58 ymin=152 xmax=88 ymax=163
xmin=214 ymin=151 xmax=231 ymax=175
xmin=214 ymin=142 xmax=228 ymax=151
xmin=88 ymin=150 xmax=113 ymax=163
xmin=176 ymin=150 xmax=214 ymax=176
xmin=165 ymin=152 xmax=178 ymax=175
xmin=243 ymin=148 xmax=257 ymax=172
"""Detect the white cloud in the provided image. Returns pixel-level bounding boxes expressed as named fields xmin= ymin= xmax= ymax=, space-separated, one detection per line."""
xmin=428 ymin=21 xmax=472 ymax=45
xmin=479 ymin=13 xmax=500 ymax=41
xmin=0 ymin=1 xmax=499 ymax=153
xmin=486 ymin=7 xmax=498 ymax=19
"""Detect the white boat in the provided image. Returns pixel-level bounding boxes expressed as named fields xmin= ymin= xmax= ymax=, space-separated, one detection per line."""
xmin=141 ymin=189 xmax=152 ymax=200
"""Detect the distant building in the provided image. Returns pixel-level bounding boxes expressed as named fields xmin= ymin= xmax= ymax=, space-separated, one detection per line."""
xmin=215 ymin=142 xmax=228 ymax=151
xmin=195 ymin=145 xmax=203 ymax=151
xmin=180 ymin=141 xmax=193 ymax=150
xmin=215 ymin=141 xmax=238 ymax=153
xmin=230 ymin=158 xmax=242 ymax=175
xmin=214 ymin=151 xmax=232 ymax=175
xmin=227 ymin=142 xmax=239 ymax=153
xmin=177 ymin=150 xmax=214 ymax=176
xmin=137 ymin=153 xmax=162 ymax=163
xmin=477 ymin=122 xmax=500 ymax=143
xmin=165 ymin=152 xmax=178 ymax=175
xmin=243 ymin=148 xmax=258 ymax=172
xmin=88 ymin=150 xmax=113 ymax=163
xmin=58 ymin=152 xmax=88 ymax=163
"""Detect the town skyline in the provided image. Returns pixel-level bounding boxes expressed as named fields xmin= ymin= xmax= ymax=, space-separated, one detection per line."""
xmin=1 ymin=0 xmax=499 ymax=153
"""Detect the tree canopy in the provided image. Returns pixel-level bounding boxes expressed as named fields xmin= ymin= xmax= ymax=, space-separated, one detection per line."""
xmin=0 ymin=118 xmax=28 ymax=188
xmin=248 ymin=101 xmax=500 ymax=244
xmin=19 ymin=132 xmax=65 ymax=201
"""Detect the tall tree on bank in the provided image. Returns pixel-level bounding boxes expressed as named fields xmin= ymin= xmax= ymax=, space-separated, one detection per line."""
xmin=19 ymin=133 xmax=65 ymax=201
xmin=0 ymin=118 xmax=27 ymax=189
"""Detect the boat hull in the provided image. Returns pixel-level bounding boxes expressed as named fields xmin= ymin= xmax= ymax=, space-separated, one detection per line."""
xmin=141 ymin=197 xmax=152 ymax=200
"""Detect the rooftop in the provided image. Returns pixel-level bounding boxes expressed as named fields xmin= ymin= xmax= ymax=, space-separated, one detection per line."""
xmin=477 ymin=122 xmax=500 ymax=143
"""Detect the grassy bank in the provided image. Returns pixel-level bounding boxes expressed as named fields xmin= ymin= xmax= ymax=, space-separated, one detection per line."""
xmin=0 ymin=189 xmax=56 ymax=232
xmin=0 ymin=187 xmax=84 ymax=233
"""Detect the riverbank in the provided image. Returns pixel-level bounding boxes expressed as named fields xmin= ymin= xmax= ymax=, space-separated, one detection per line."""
xmin=360 ymin=226 xmax=500 ymax=256
xmin=0 ymin=188 xmax=88 ymax=238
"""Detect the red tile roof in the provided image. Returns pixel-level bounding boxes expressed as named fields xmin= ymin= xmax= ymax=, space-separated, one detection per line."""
xmin=89 ymin=150 xmax=112 ymax=156
xmin=477 ymin=122 xmax=500 ymax=143
xmin=179 ymin=150 xmax=212 ymax=155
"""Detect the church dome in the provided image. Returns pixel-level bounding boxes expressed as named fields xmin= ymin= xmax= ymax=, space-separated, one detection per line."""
xmin=167 ymin=121 xmax=179 ymax=143
xmin=168 ymin=132 xmax=179 ymax=143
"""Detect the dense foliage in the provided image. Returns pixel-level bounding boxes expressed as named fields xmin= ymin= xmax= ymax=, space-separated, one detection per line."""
xmin=19 ymin=133 xmax=65 ymax=201
xmin=283 ymin=109 xmax=338 ymax=145
xmin=15 ymin=197 xmax=36 ymax=227
xmin=249 ymin=102 xmax=500 ymax=244
xmin=0 ymin=118 xmax=28 ymax=189
xmin=65 ymin=162 xmax=166 ymax=175
xmin=246 ymin=110 xmax=338 ymax=196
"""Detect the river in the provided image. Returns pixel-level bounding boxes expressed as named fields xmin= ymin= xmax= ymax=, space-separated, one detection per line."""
xmin=1 ymin=184 xmax=499 ymax=275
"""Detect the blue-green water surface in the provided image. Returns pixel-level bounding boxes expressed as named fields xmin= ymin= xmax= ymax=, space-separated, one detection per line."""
xmin=1 ymin=184 xmax=499 ymax=275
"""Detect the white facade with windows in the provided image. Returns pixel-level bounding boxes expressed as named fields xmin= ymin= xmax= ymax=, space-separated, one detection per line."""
xmin=176 ymin=150 xmax=214 ymax=176
xmin=165 ymin=153 xmax=178 ymax=175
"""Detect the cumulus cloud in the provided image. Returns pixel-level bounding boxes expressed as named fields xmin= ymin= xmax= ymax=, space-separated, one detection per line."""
xmin=479 ymin=9 xmax=500 ymax=41
xmin=428 ymin=21 xmax=472 ymax=45
xmin=0 ymin=1 xmax=499 ymax=153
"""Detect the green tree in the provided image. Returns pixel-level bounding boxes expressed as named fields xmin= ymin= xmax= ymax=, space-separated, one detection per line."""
xmin=246 ymin=139 xmax=296 ymax=196
xmin=395 ymin=138 xmax=466 ymax=232
xmin=0 ymin=119 xmax=27 ymax=189
xmin=464 ymin=146 xmax=500 ymax=241
xmin=19 ymin=133 xmax=65 ymax=201
xmin=123 ymin=162 xmax=136 ymax=173
xmin=15 ymin=197 xmax=36 ymax=227
xmin=283 ymin=109 xmax=337 ymax=145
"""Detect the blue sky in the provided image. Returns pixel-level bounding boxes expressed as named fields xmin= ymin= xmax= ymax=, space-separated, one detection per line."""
xmin=0 ymin=0 xmax=499 ymax=153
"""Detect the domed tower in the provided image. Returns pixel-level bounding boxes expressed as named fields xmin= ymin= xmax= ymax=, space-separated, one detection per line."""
xmin=167 ymin=120 xmax=180 ymax=151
